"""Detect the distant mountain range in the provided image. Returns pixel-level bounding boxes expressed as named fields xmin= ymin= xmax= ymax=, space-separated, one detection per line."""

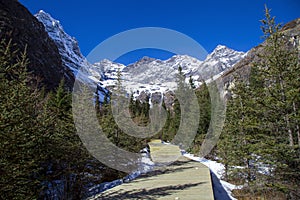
xmin=35 ymin=10 xmax=246 ymax=102
xmin=2 ymin=1 xmax=298 ymax=103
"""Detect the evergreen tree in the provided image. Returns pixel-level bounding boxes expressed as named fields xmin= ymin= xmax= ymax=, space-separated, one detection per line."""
xmin=218 ymin=75 xmax=266 ymax=186
xmin=176 ymin=65 xmax=185 ymax=91
xmin=217 ymin=6 xmax=300 ymax=198
xmin=40 ymin=79 xmax=99 ymax=199
xmin=0 ymin=39 xmax=45 ymax=199
xmin=191 ymin=81 xmax=211 ymax=154
xmin=256 ymin=6 xmax=300 ymax=197
xmin=0 ymin=39 xmax=121 ymax=199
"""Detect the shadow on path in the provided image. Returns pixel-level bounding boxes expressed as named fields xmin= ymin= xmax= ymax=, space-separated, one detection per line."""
xmin=133 ymin=159 xmax=194 ymax=181
xmin=97 ymin=182 xmax=205 ymax=200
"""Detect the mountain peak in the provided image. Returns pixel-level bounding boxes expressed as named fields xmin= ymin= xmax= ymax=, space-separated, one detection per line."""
xmin=35 ymin=10 xmax=63 ymax=30
xmin=0 ymin=1 xmax=74 ymax=90
xmin=35 ymin=10 xmax=89 ymax=73
xmin=126 ymin=56 xmax=158 ymax=69
xmin=198 ymin=44 xmax=246 ymax=75
xmin=137 ymin=56 xmax=157 ymax=63
xmin=168 ymin=54 xmax=199 ymax=61
xmin=215 ymin=44 xmax=228 ymax=50
xmin=99 ymin=58 xmax=113 ymax=64
xmin=37 ymin=10 xmax=50 ymax=17
xmin=212 ymin=45 xmax=235 ymax=54
xmin=207 ymin=45 xmax=245 ymax=60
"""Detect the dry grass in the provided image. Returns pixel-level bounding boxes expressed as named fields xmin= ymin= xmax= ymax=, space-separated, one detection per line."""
xmin=232 ymin=188 xmax=286 ymax=200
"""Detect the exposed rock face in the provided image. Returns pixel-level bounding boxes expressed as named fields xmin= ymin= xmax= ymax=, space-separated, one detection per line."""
xmin=220 ymin=18 xmax=300 ymax=99
xmin=163 ymin=91 xmax=176 ymax=110
xmin=136 ymin=91 xmax=149 ymax=103
xmin=35 ymin=10 xmax=95 ymax=75
xmin=124 ymin=56 xmax=158 ymax=72
xmin=151 ymin=92 xmax=163 ymax=104
xmin=94 ymin=59 xmax=125 ymax=80
xmin=35 ymin=10 xmax=110 ymax=100
xmin=0 ymin=0 xmax=74 ymax=90
xmin=194 ymin=45 xmax=245 ymax=81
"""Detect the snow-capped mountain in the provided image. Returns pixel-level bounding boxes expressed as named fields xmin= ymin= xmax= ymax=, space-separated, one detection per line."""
xmin=35 ymin=10 xmax=90 ymax=74
xmin=35 ymin=10 xmax=107 ymax=95
xmin=100 ymin=46 xmax=246 ymax=97
xmin=194 ymin=45 xmax=245 ymax=80
xmin=36 ymin=10 xmax=245 ymax=102
xmin=93 ymin=59 xmax=126 ymax=80
xmin=0 ymin=3 xmax=75 ymax=90
xmin=124 ymin=55 xmax=203 ymax=83
xmin=98 ymin=55 xmax=204 ymax=94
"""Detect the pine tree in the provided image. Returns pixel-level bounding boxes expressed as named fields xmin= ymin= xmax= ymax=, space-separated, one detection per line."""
xmin=256 ymin=6 xmax=300 ymax=197
xmin=191 ymin=81 xmax=211 ymax=154
xmin=40 ymin=79 xmax=97 ymax=199
xmin=217 ymin=6 xmax=300 ymax=198
xmin=0 ymin=38 xmax=129 ymax=199
xmin=0 ymin=39 xmax=45 ymax=199
xmin=218 ymin=74 xmax=265 ymax=185
xmin=176 ymin=65 xmax=185 ymax=91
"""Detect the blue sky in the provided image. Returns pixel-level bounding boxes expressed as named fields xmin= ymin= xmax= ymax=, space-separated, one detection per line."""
xmin=19 ymin=0 xmax=299 ymax=64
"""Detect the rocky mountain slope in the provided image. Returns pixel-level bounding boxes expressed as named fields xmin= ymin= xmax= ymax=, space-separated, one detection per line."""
xmin=35 ymin=10 xmax=94 ymax=75
xmin=221 ymin=17 xmax=300 ymax=98
xmin=0 ymin=0 xmax=74 ymax=90
xmin=35 ymin=10 xmax=109 ymax=99
xmin=99 ymin=46 xmax=245 ymax=100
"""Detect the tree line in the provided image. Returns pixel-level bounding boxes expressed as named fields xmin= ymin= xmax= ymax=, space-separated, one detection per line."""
xmin=94 ymin=65 xmax=211 ymax=155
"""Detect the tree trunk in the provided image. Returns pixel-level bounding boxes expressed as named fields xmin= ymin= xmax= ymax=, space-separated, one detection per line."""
xmin=279 ymin=75 xmax=294 ymax=147
xmin=297 ymin=126 xmax=300 ymax=149
xmin=286 ymin=114 xmax=294 ymax=147
xmin=293 ymin=101 xmax=300 ymax=149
